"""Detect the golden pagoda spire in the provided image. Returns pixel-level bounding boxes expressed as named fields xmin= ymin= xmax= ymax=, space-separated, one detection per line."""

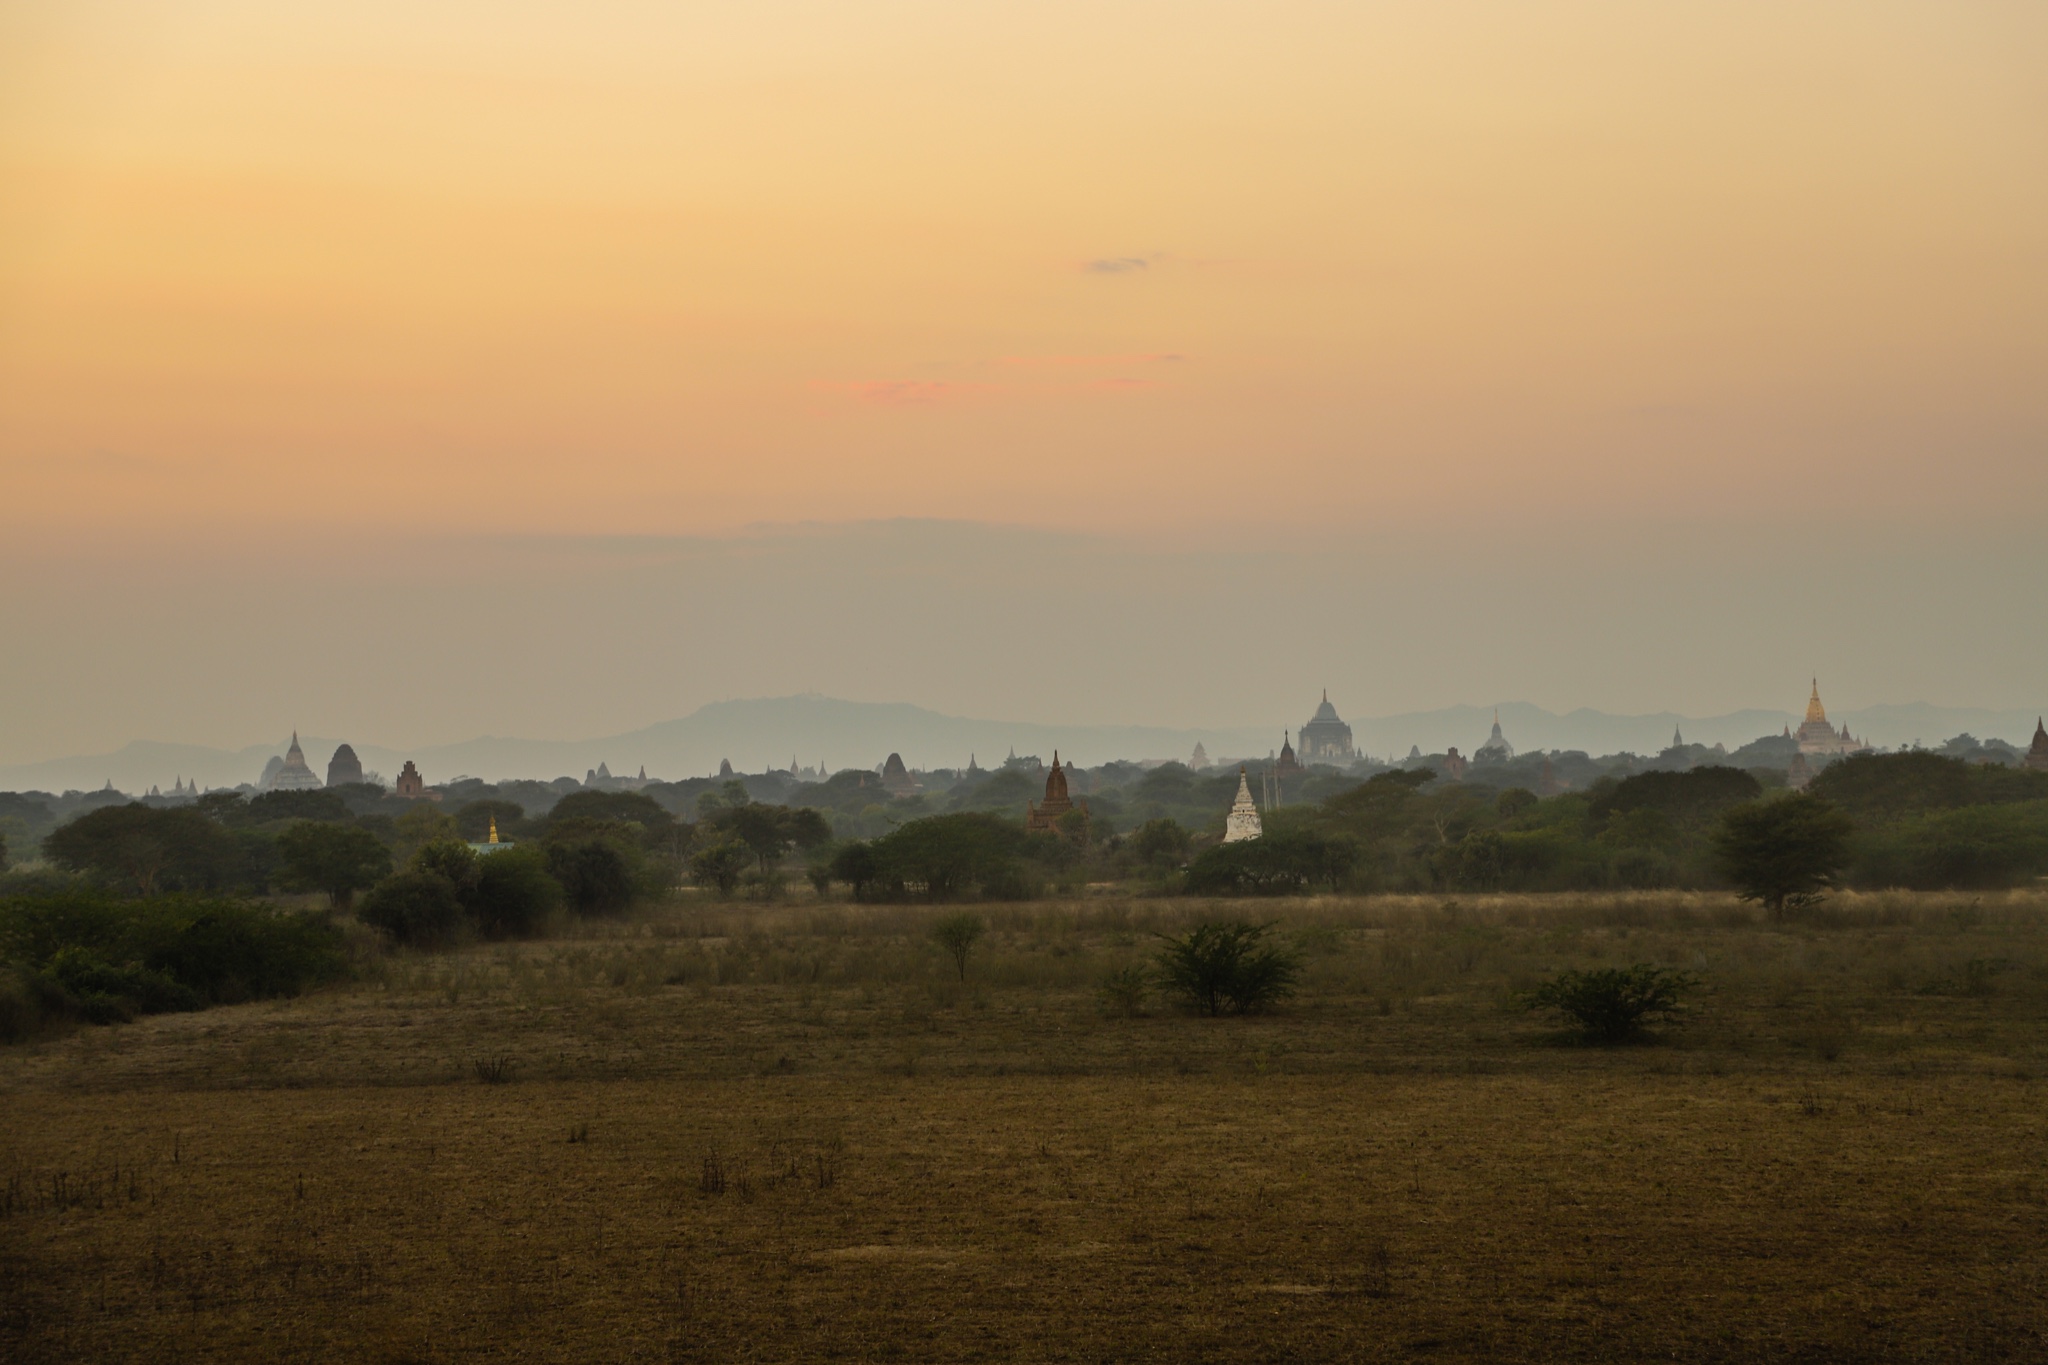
xmin=1805 ymin=679 xmax=1827 ymax=725
xmin=488 ymin=814 xmax=499 ymax=845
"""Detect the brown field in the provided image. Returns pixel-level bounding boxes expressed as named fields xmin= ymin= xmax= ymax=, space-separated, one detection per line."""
xmin=4 ymin=891 xmax=2047 ymax=1363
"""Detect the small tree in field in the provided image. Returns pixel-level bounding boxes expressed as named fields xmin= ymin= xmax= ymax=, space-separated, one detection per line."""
xmin=690 ymin=839 xmax=752 ymax=896
xmin=1525 ymin=965 xmax=1694 ymax=1044
xmin=1711 ymin=793 xmax=1854 ymax=916
xmin=930 ymin=912 xmax=986 ymax=981
xmin=1156 ymin=921 xmax=1299 ymax=1016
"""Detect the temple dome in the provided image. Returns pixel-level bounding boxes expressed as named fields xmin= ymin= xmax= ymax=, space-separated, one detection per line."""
xmin=326 ymin=743 xmax=363 ymax=788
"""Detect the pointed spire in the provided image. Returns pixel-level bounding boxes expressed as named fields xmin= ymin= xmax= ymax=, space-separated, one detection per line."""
xmin=488 ymin=814 xmax=499 ymax=845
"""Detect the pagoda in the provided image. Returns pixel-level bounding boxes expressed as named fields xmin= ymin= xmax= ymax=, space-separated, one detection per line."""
xmin=1794 ymin=680 xmax=1868 ymax=757
xmin=1223 ymin=766 xmax=1263 ymax=843
xmin=1025 ymin=752 xmax=1086 ymax=833
xmin=2026 ymin=718 xmax=2048 ymax=773
xmin=1474 ymin=710 xmax=1514 ymax=763
xmin=1297 ymin=691 xmax=1355 ymax=763
xmin=266 ymin=733 xmax=324 ymax=791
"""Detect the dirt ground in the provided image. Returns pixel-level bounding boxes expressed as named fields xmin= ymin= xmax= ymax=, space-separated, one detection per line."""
xmin=4 ymin=891 xmax=2045 ymax=1362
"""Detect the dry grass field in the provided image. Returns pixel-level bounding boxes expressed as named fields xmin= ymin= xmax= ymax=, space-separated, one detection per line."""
xmin=4 ymin=890 xmax=2046 ymax=1363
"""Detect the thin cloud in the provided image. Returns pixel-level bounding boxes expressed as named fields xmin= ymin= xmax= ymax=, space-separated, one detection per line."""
xmin=809 ymin=380 xmax=997 ymax=407
xmin=997 ymin=353 xmax=1185 ymax=369
xmin=1083 ymin=256 xmax=1155 ymax=274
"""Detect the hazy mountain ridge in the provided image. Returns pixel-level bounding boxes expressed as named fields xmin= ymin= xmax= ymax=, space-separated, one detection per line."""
xmin=2 ymin=694 xmax=2039 ymax=795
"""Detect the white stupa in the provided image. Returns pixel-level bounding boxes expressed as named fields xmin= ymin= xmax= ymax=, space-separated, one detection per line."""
xmin=1223 ymin=765 xmax=1263 ymax=843
xmin=266 ymin=732 xmax=325 ymax=791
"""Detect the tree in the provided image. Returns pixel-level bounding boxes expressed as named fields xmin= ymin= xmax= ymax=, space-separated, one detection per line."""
xmin=43 ymin=804 xmax=241 ymax=896
xmin=1525 ymin=965 xmax=1693 ymax=1044
xmin=1184 ymin=829 xmax=1356 ymax=895
xmin=1712 ymin=794 xmax=1854 ymax=915
xmin=393 ymin=804 xmax=460 ymax=864
xmin=469 ymin=847 xmax=561 ymax=938
xmin=827 ymin=841 xmax=893 ymax=901
xmin=930 ymin=912 xmax=985 ymax=980
xmin=1130 ymin=818 xmax=1192 ymax=869
xmin=1591 ymin=766 xmax=1763 ymax=831
xmin=275 ymin=821 xmax=391 ymax=909
xmin=1155 ymin=921 xmax=1299 ymax=1016
xmin=706 ymin=803 xmax=832 ymax=873
xmin=1496 ymin=787 xmax=1539 ymax=819
xmin=357 ymin=871 xmax=467 ymax=946
xmin=545 ymin=839 xmax=638 ymax=913
xmin=690 ymin=839 xmax=752 ymax=896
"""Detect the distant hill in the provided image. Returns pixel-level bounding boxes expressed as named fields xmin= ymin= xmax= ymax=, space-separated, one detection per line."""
xmin=1 ymin=694 xmax=2039 ymax=794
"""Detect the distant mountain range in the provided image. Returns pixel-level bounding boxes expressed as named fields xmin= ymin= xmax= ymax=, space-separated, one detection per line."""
xmin=2 ymin=694 xmax=2040 ymax=795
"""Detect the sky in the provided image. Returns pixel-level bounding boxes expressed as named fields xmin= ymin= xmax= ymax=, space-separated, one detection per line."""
xmin=2 ymin=2 xmax=2045 ymax=762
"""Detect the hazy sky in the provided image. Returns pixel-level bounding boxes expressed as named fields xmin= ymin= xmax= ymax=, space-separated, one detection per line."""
xmin=2 ymin=3 xmax=2044 ymax=759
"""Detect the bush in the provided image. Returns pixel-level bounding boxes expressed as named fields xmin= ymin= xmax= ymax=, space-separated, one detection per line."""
xmin=1524 ymin=965 xmax=1694 ymax=1044
xmin=1099 ymin=964 xmax=1149 ymax=1016
xmin=1155 ymin=921 xmax=1299 ymax=1016
xmin=357 ymin=871 xmax=468 ymax=946
xmin=0 ymin=889 xmax=346 ymax=1033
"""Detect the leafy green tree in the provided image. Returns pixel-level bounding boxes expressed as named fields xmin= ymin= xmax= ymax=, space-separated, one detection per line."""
xmin=1525 ymin=965 xmax=1694 ymax=1043
xmin=545 ymin=839 xmax=638 ymax=913
xmin=826 ymin=841 xmax=892 ymax=900
xmin=276 ymin=821 xmax=391 ymax=908
xmin=690 ymin=839 xmax=752 ymax=896
xmin=393 ymin=804 xmax=460 ymax=864
xmin=355 ymin=871 xmax=467 ymax=946
xmin=469 ymin=847 xmax=560 ymax=937
xmin=706 ymin=803 xmax=832 ymax=873
xmin=1851 ymin=802 xmax=2048 ymax=890
xmin=1591 ymin=766 xmax=1762 ymax=831
xmin=43 ymin=804 xmax=242 ymax=896
xmin=1711 ymin=794 xmax=1854 ymax=915
xmin=874 ymin=813 xmax=1031 ymax=901
xmin=1808 ymin=751 xmax=1978 ymax=822
xmin=1130 ymin=818 xmax=1192 ymax=869
xmin=1496 ymin=788 xmax=1538 ymax=819
xmin=930 ymin=912 xmax=986 ymax=980
xmin=1184 ymin=829 xmax=1356 ymax=895
xmin=1155 ymin=921 xmax=1299 ymax=1016
xmin=241 ymin=789 xmax=351 ymax=826
xmin=694 ymin=781 xmax=754 ymax=819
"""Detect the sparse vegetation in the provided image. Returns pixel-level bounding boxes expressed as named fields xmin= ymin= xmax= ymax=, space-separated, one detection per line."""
xmin=3 ymin=887 xmax=2045 ymax=1361
xmin=929 ymin=912 xmax=985 ymax=980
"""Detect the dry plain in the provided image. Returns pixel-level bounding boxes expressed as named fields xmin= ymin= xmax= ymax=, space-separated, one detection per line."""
xmin=4 ymin=891 xmax=2046 ymax=1363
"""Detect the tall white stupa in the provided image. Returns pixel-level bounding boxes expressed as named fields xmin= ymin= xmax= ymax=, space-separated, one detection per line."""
xmin=1223 ymin=765 xmax=1263 ymax=843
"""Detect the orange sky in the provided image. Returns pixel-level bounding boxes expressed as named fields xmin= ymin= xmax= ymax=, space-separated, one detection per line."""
xmin=3 ymin=1 xmax=2045 ymax=540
